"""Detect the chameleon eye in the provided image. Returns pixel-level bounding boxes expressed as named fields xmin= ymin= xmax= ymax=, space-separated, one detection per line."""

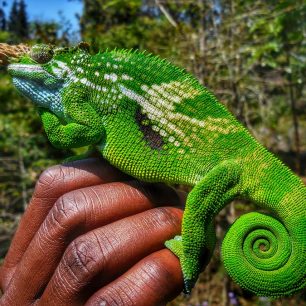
xmin=30 ymin=44 xmax=54 ymax=64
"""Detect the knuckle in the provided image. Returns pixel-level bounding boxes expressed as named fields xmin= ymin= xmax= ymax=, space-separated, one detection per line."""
xmin=140 ymin=258 xmax=171 ymax=287
xmin=34 ymin=165 xmax=66 ymax=194
xmin=52 ymin=192 xmax=83 ymax=227
xmin=62 ymin=233 xmax=103 ymax=280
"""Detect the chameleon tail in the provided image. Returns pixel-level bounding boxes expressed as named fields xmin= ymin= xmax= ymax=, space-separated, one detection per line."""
xmin=221 ymin=211 xmax=306 ymax=297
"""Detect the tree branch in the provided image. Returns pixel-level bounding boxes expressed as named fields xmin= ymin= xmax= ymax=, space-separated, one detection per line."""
xmin=155 ymin=0 xmax=178 ymax=27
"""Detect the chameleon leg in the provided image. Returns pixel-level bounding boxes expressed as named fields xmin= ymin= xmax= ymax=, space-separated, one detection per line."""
xmin=39 ymin=109 xmax=104 ymax=149
xmin=166 ymin=160 xmax=242 ymax=293
xmin=38 ymin=86 xmax=105 ymax=149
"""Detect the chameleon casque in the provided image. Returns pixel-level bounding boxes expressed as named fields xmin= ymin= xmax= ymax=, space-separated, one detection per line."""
xmin=4 ymin=42 xmax=306 ymax=298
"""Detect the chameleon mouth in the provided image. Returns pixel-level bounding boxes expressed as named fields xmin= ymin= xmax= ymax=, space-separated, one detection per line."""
xmin=8 ymin=63 xmax=64 ymax=88
xmin=8 ymin=63 xmax=50 ymax=77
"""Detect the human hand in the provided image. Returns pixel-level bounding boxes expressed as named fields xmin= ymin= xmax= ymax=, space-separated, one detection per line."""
xmin=0 ymin=158 xmax=185 ymax=306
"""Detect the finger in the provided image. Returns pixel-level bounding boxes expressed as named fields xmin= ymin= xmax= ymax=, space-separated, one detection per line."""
xmin=85 ymin=249 xmax=183 ymax=306
xmin=0 ymin=158 xmax=129 ymax=290
xmin=37 ymin=207 xmax=183 ymax=306
xmin=1 ymin=182 xmax=182 ymax=304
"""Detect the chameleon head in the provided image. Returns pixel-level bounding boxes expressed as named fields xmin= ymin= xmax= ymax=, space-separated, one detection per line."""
xmin=7 ymin=43 xmax=90 ymax=118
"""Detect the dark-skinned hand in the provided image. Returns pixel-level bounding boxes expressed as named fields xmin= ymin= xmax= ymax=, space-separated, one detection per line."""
xmin=0 ymin=158 xmax=185 ymax=306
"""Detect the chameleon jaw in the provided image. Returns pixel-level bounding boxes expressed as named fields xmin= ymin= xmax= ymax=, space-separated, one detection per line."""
xmin=11 ymin=76 xmax=64 ymax=115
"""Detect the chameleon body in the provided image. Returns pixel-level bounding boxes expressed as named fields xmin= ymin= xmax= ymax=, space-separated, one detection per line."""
xmin=7 ymin=44 xmax=306 ymax=297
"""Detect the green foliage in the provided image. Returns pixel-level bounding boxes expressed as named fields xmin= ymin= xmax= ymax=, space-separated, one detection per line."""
xmin=0 ymin=30 xmax=9 ymax=42
xmin=30 ymin=21 xmax=71 ymax=45
xmin=80 ymin=0 xmax=179 ymax=57
xmin=80 ymin=0 xmax=142 ymax=45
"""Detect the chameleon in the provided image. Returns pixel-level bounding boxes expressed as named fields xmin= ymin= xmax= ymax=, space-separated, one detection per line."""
xmin=4 ymin=42 xmax=306 ymax=298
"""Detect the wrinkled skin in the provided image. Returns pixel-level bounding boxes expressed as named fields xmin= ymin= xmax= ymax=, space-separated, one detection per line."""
xmin=0 ymin=158 xmax=185 ymax=306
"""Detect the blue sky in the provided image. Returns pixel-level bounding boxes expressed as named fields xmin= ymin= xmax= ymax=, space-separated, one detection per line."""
xmin=4 ymin=0 xmax=83 ymax=32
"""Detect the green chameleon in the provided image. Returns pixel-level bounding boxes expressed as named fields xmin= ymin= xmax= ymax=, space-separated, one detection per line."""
xmin=6 ymin=43 xmax=306 ymax=298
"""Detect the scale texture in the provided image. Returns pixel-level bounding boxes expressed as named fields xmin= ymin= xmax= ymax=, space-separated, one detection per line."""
xmin=6 ymin=43 xmax=306 ymax=297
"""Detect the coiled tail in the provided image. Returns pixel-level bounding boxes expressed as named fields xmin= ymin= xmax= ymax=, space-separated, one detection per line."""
xmin=221 ymin=211 xmax=306 ymax=297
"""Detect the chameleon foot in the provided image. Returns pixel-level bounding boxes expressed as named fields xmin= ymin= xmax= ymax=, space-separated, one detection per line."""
xmin=165 ymin=235 xmax=183 ymax=258
xmin=165 ymin=236 xmax=196 ymax=294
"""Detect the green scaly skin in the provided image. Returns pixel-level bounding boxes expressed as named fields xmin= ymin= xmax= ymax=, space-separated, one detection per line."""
xmin=7 ymin=43 xmax=306 ymax=297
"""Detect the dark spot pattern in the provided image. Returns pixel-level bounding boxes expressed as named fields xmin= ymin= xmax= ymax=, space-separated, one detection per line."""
xmin=135 ymin=107 xmax=164 ymax=150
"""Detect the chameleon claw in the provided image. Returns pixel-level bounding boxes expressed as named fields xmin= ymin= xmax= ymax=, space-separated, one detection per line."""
xmin=183 ymin=278 xmax=196 ymax=295
xmin=165 ymin=236 xmax=197 ymax=294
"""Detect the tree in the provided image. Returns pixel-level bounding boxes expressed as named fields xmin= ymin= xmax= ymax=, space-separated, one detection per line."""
xmin=8 ymin=0 xmax=18 ymax=36
xmin=0 ymin=1 xmax=6 ymax=31
xmin=8 ymin=0 xmax=29 ymax=41
xmin=17 ymin=0 xmax=29 ymax=39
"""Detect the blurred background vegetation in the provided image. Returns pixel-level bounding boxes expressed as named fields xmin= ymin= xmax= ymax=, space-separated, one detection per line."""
xmin=0 ymin=0 xmax=305 ymax=305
